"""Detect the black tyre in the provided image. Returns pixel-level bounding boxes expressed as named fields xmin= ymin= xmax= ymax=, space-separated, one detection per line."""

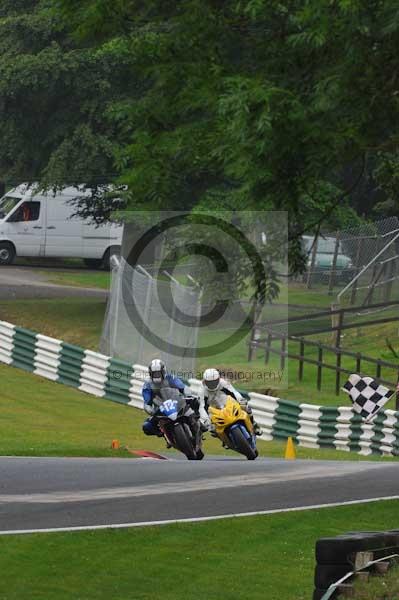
xmin=316 ymin=533 xmax=386 ymax=565
xmin=0 ymin=242 xmax=15 ymax=266
xmin=84 ymin=258 xmax=103 ymax=269
xmin=196 ymin=449 xmax=204 ymax=461
xmin=102 ymin=246 xmax=121 ymax=271
xmin=229 ymin=426 xmax=257 ymax=460
xmin=173 ymin=423 xmax=197 ymax=460
xmin=313 ymin=589 xmax=328 ymax=600
xmin=314 ymin=564 xmax=351 ymax=589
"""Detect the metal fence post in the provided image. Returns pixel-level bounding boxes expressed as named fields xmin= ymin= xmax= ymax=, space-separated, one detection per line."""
xmin=110 ymin=257 xmax=122 ymax=356
xmin=328 ymin=232 xmax=340 ymax=295
xmin=335 ymin=309 xmax=344 ymax=348
xmin=330 ymin=303 xmax=339 ymax=344
xmin=136 ymin=265 xmax=154 ymax=364
xmin=335 ymin=349 xmax=342 ymax=396
xmin=306 ymin=235 xmax=319 ymax=289
xmin=163 ymin=270 xmax=181 ymax=362
xmin=384 ymin=258 xmax=395 ymax=302
xmin=356 ymin=352 xmax=361 ymax=374
xmin=298 ymin=339 xmax=305 ymax=381
xmin=264 ymin=333 xmax=272 ymax=365
xmin=350 ymin=237 xmax=364 ymax=305
xmin=317 ymin=345 xmax=323 ymax=391
xmin=280 ymin=336 xmax=286 ymax=372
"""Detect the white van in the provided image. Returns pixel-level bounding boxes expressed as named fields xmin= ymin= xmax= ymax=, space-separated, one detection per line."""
xmin=0 ymin=184 xmax=123 ymax=269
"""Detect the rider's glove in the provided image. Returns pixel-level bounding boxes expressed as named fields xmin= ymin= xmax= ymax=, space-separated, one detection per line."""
xmin=209 ymin=423 xmax=218 ymax=437
xmin=144 ymin=403 xmax=155 ymax=416
xmin=186 ymin=396 xmax=200 ymax=412
xmin=200 ymin=418 xmax=211 ymax=432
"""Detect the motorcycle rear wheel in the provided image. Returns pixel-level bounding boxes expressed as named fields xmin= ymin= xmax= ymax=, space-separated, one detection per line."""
xmin=174 ymin=423 xmax=197 ymax=460
xmin=229 ymin=427 xmax=258 ymax=460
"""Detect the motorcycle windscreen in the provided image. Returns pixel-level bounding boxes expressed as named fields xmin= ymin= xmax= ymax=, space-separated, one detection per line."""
xmin=158 ymin=388 xmax=186 ymax=420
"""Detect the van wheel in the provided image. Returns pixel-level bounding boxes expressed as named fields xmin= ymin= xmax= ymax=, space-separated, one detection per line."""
xmin=84 ymin=258 xmax=103 ymax=270
xmin=0 ymin=243 xmax=15 ymax=266
xmin=103 ymin=246 xmax=121 ymax=271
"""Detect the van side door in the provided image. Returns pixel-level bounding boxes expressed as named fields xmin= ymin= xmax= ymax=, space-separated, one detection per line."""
xmin=45 ymin=197 xmax=83 ymax=257
xmin=6 ymin=200 xmax=45 ymax=256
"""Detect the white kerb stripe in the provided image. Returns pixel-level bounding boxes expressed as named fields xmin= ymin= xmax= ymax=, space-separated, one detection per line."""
xmin=34 ymin=336 xmax=63 ymax=381
xmin=79 ymin=350 xmax=110 ymax=397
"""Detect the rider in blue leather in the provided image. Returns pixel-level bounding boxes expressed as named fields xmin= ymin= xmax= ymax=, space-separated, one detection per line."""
xmin=142 ymin=359 xmax=187 ymax=436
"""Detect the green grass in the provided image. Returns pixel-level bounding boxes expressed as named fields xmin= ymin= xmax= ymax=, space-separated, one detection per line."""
xmin=37 ymin=267 xmax=335 ymax=305
xmin=0 ymin=501 xmax=398 ymax=600
xmin=42 ymin=270 xmax=111 ymax=290
xmin=1 ymin=363 xmax=398 ymax=462
xmin=0 ymin=297 xmax=105 ymax=350
xmin=338 ymin=564 xmax=399 ymax=600
xmin=0 ymin=362 xmax=135 ymax=458
xmin=286 ymin=280 xmax=338 ymax=308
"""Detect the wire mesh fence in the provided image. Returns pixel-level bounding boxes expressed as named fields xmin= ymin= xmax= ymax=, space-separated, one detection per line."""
xmin=301 ymin=217 xmax=399 ymax=309
xmin=100 ymin=258 xmax=201 ymax=374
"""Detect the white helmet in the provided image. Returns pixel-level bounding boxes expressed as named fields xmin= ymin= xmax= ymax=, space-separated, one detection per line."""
xmin=203 ymin=368 xmax=220 ymax=392
xmin=149 ymin=358 xmax=166 ymax=384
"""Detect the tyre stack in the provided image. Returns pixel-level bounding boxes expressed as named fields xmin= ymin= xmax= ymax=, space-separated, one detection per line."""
xmin=313 ymin=530 xmax=399 ymax=599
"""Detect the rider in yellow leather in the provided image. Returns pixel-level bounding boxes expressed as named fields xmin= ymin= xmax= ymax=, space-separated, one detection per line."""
xmin=200 ymin=368 xmax=262 ymax=436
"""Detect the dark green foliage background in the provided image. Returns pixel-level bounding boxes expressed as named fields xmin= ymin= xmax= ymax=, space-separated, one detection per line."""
xmin=0 ymin=0 xmax=398 ymax=271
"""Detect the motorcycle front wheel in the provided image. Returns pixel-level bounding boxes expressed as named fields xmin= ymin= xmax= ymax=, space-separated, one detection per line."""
xmin=229 ymin=427 xmax=258 ymax=460
xmin=174 ymin=423 xmax=198 ymax=460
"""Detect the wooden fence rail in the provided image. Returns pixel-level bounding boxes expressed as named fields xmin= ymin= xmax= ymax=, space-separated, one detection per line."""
xmin=249 ymin=333 xmax=399 ymax=403
xmin=256 ymin=299 xmax=399 ymax=340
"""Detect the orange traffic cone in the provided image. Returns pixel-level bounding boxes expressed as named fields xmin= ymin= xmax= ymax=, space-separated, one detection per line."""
xmin=285 ymin=436 xmax=296 ymax=460
xmin=111 ymin=439 xmax=120 ymax=450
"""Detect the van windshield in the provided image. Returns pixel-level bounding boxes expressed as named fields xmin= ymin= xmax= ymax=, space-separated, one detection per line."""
xmin=0 ymin=196 xmax=21 ymax=219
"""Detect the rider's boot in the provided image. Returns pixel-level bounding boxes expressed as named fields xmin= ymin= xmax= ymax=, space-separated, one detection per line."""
xmin=248 ymin=412 xmax=262 ymax=436
xmin=253 ymin=420 xmax=263 ymax=436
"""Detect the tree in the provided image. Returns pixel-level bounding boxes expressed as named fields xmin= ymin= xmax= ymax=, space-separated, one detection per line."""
xmin=2 ymin=0 xmax=399 ymax=275
xmin=52 ymin=0 xmax=399 ymax=269
xmin=0 ymin=0 xmax=136 ymax=192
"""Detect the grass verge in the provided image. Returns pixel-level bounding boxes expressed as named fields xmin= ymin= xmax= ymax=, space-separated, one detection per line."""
xmin=0 ymin=298 xmax=105 ymax=350
xmin=0 ymin=501 xmax=398 ymax=600
xmin=41 ymin=270 xmax=111 ymax=290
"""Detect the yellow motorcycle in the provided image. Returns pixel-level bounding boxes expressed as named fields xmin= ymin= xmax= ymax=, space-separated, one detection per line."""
xmin=209 ymin=398 xmax=258 ymax=460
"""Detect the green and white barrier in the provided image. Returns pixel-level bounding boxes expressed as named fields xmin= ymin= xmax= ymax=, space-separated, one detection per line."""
xmin=0 ymin=319 xmax=398 ymax=457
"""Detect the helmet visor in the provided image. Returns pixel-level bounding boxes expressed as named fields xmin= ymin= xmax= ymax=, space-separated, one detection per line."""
xmin=205 ymin=378 xmax=220 ymax=391
xmin=151 ymin=370 xmax=163 ymax=382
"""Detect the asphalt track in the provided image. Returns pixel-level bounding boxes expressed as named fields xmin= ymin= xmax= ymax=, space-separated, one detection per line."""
xmin=0 ymin=456 xmax=398 ymax=534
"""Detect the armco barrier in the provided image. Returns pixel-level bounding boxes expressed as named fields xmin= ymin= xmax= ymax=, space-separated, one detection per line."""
xmin=0 ymin=319 xmax=399 ymax=457
xmin=313 ymin=529 xmax=399 ymax=599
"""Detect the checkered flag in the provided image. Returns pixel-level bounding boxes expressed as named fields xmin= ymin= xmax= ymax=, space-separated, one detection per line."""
xmin=343 ymin=374 xmax=394 ymax=421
